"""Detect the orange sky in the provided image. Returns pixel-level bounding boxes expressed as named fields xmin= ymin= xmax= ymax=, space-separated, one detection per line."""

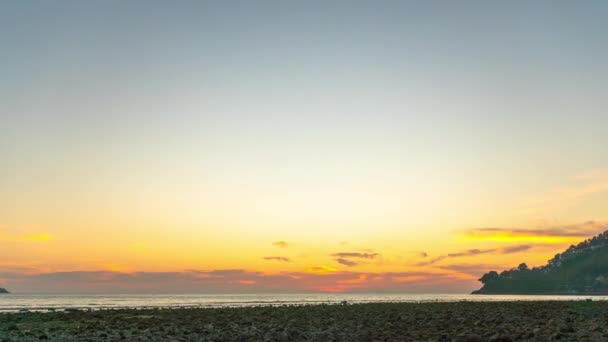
xmin=2 ymin=2 xmax=608 ymax=293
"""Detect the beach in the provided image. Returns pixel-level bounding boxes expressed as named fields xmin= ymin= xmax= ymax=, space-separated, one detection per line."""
xmin=1 ymin=301 xmax=605 ymax=341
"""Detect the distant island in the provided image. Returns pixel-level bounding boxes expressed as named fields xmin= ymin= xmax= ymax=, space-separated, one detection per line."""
xmin=0 ymin=288 xmax=9 ymax=294
xmin=473 ymin=230 xmax=608 ymax=295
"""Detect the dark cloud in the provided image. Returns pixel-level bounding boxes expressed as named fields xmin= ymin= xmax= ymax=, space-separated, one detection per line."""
xmin=330 ymin=252 xmax=379 ymax=268
xmin=272 ymin=241 xmax=288 ymax=248
xmin=331 ymin=252 xmax=379 ymax=259
xmin=335 ymin=258 xmax=358 ymax=267
xmin=447 ymin=249 xmax=495 ymax=257
xmin=502 ymin=245 xmax=532 ymax=254
xmin=418 ymin=256 xmax=446 ymax=266
xmin=206 ymin=269 xmax=251 ymax=277
xmin=438 ymin=264 xmax=503 ymax=277
xmin=467 ymin=221 xmax=608 ymax=238
xmin=263 ymin=256 xmax=291 ymax=262
xmin=416 ymin=245 xmax=533 ymax=266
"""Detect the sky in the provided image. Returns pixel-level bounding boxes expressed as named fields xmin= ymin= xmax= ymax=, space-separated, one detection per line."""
xmin=1 ymin=1 xmax=608 ymax=293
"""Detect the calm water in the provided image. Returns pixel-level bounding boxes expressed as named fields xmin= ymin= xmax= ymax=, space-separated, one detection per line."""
xmin=1 ymin=293 xmax=606 ymax=312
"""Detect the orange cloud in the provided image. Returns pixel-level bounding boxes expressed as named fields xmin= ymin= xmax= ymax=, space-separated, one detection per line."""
xmin=238 ymin=280 xmax=256 ymax=285
xmin=393 ymin=275 xmax=427 ymax=283
xmin=336 ymin=274 xmax=368 ymax=285
xmin=0 ymin=269 xmax=478 ymax=294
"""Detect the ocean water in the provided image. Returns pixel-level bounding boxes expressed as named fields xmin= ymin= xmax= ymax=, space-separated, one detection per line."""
xmin=1 ymin=293 xmax=606 ymax=312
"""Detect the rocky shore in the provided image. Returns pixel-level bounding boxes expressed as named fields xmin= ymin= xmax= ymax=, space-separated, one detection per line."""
xmin=1 ymin=301 xmax=606 ymax=341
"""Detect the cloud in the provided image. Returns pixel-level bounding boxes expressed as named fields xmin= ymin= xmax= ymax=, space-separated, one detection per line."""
xmin=272 ymin=241 xmax=288 ymax=248
xmin=447 ymin=249 xmax=495 ymax=258
xmin=416 ymin=255 xmax=446 ymax=266
xmin=0 ymin=262 xmax=45 ymax=275
xmin=331 ymin=252 xmax=379 ymax=259
xmin=335 ymin=258 xmax=358 ymax=267
xmin=416 ymin=244 xmax=533 ymax=266
xmin=438 ymin=264 xmax=503 ymax=277
xmin=502 ymin=245 xmax=532 ymax=254
xmin=0 ymin=269 xmax=477 ymax=294
xmin=330 ymin=252 xmax=379 ymax=268
xmin=263 ymin=256 xmax=291 ymax=262
xmin=206 ymin=269 xmax=252 ymax=277
xmin=392 ymin=275 xmax=428 ymax=283
xmin=464 ymin=221 xmax=607 ymax=243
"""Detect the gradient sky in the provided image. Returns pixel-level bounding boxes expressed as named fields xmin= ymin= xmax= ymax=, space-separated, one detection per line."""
xmin=1 ymin=1 xmax=608 ymax=293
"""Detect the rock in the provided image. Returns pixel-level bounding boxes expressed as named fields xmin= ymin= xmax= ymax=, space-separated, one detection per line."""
xmin=0 ymin=288 xmax=9 ymax=294
xmin=455 ymin=333 xmax=484 ymax=342
xmin=559 ymin=324 xmax=575 ymax=333
xmin=467 ymin=334 xmax=484 ymax=342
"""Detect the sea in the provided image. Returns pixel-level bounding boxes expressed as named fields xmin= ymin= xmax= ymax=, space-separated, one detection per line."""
xmin=1 ymin=293 xmax=606 ymax=312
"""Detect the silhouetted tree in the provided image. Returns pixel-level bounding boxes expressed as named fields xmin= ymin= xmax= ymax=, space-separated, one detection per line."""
xmin=473 ymin=230 xmax=608 ymax=294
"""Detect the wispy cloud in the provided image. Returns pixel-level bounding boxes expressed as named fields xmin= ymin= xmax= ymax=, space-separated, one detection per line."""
xmin=502 ymin=245 xmax=532 ymax=253
xmin=438 ymin=264 xmax=503 ymax=277
xmin=332 ymin=252 xmax=379 ymax=259
xmin=335 ymin=258 xmax=358 ymax=267
xmin=521 ymin=169 xmax=608 ymax=214
xmin=272 ymin=241 xmax=288 ymax=248
xmin=263 ymin=256 xmax=291 ymax=262
xmin=464 ymin=221 xmax=607 ymax=243
xmin=447 ymin=249 xmax=495 ymax=258
xmin=416 ymin=244 xmax=533 ymax=266
xmin=331 ymin=251 xmax=380 ymax=268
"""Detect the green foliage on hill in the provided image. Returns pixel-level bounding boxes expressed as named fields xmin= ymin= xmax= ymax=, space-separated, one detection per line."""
xmin=473 ymin=231 xmax=608 ymax=294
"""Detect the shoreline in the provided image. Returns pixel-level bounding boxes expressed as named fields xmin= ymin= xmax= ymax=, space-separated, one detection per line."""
xmin=1 ymin=301 xmax=606 ymax=341
xmin=1 ymin=295 xmax=605 ymax=314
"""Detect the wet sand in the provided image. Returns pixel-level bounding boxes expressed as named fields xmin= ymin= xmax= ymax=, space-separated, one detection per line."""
xmin=0 ymin=301 xmax=605 ymax=341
